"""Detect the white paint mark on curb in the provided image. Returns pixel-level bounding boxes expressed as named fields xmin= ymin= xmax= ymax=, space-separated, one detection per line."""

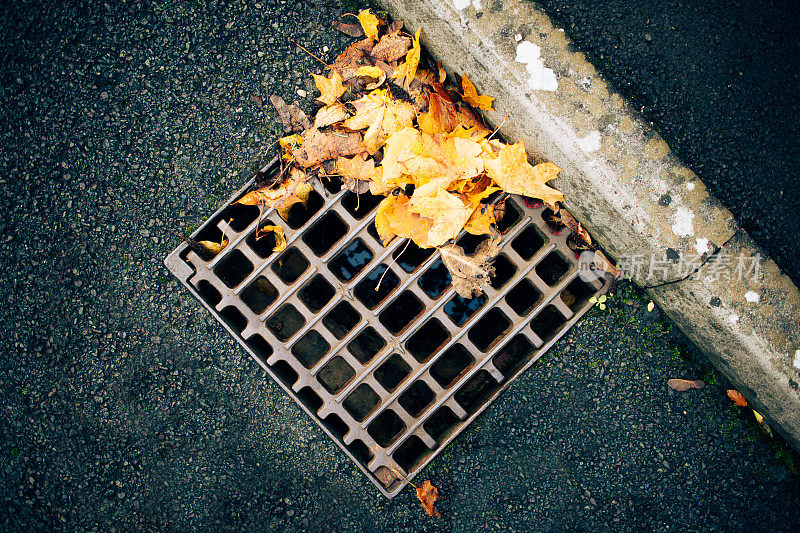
xmin=576 ymin=131 xmax=601 ymax=153
xmin=728 ymin=314 xmax=739 ymax=325
xmin=794 ymin=350 xmax=800 ymax=370
xmin=745 ymin=291 xmax=760 ymax=303
xmin=686 ymin=182 xmax=695 ymax=191
xmin=672 ymin=207 xmax=695 ymax=237
xmin=695 ymin=237 xmax=710 ymax=255
xmin=515 ymin=41 xmax=558 ymax=92
xmin=452 ymin=0 xmax=481 ymax=10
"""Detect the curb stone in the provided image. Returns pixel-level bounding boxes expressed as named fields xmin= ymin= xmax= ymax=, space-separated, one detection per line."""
xmin=377 ymin=0 xmax=800 ymax=451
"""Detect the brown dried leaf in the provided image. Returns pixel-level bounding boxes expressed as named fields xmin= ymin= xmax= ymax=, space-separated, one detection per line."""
xmin=416 ymin=480 xmax=442 ymax=518
xmin=249 ymin=93 xmax=263 ymax=107
xmin=371 ymin=32 xmax=411 ymax=62
xmin=313 ymin=103 xmax=350 ymax=129
xmin=332 ymin=20 xmax=364 ymax=37
xmin=392 ymin=29 xmax=421 ymax=87
xmin=270 ymin=95 xmax=311 ymax=133
xmin=235 ymin=167 xmax=312 ymax=214
xmin=727 ymin=389 xmax=748 ymax=407
xmin=355 ymin=65 xmax=386 ymax=90
xmin=292 ymin=128 xmax=364 ymax=168
xmin=439 ymin=237 xmax=500 ymax=298
xmin=555 ymin=208 xmax=592 ymax=246
xmin=667 ymin=379 xmax=705 ymax=392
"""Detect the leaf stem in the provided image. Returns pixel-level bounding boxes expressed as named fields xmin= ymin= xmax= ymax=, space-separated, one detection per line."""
xmin=289 ymin=39 xmax=329 ymax=67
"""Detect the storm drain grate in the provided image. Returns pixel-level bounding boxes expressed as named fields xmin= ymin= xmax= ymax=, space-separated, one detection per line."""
xmin=165 ymin=158 xmax=609 ymax=497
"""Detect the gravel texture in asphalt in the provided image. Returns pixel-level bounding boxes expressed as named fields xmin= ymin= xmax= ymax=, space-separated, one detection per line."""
xmin=533 ymin=0 xmax=800 ymax=286
xmin=0 ymin=0 xmax=798 ymax=530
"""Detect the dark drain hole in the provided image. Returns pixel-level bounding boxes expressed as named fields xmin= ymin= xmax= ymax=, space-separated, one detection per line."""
xmin=444 ymin=293 xmax=487 ymax=327
xmin=505 ymin=279 xmax=542 ymax=316
xmin=394 ymin=240 xmax=435 ymax=273
xmin=511 ymin=224 xmax=545 ymax=260
xmin=303 ymin=211 xmax=348 ymax=256
xmin=322 ymin=413 xmax=349 ymax=441
xmin=318 ymin=356 xmax=356 ymax=394
xmin=406 ymin=318 xmax=449 ymax=363
xmin=346 ymin=439 xmax=374 ymax=465
xmin=267 ymin=304 xmax=305 ymax=342
xmin=343 ymin=384 xmax=381 ymax=422
xmin=430 ymin=344 xmax=474 ymax=388
xmin=244 ymin=334 xmax=273 ymax=364
xmin=282 ymin=189 xmax=324 ymax=229
xmin=342 ymin=190 xmax=383 ymax=219
xmin=329 ymin=238 xmax=374 ymax=281
xmin=241 ymin=277 xmax=278 ymax=314
xmin=468 ymin=308 xmax=511 ymax=352
xmin=394 ymin=435 xmax=432 ymax=472
xmin=454 ymin=370 xmax=501 ymax=415
xmin=290 ymin=330 xmax=329 ymax=368
xmin=322 ymin=301 xmax=360 ymax=339
xmin=561 ymin=277 xmax=598 ymax=312
xmin=456 ymin=233 xmax=489 ymax=255
xmin=271 ymin=247 xmax=310 ymax=284
xmin=398 ymin=380 xmax=435 ymax=417
xmin=269 ymin=359 xmax=298 ymax=388
xmin=494 ymin=198 xmax=521 ymax=233
xmin=297 ymin=274 xmax=335 ymax=312
xmin=418 ymin=259 xmax=451 ymax=300
xmin=195 ymin=280 xmax=222 ymax=307
xmin=530 ymin=305 xmax=567 ymax=344
xmin=490 ymin=254 xmax=517 ymax=289
xmin=367 ymin=409 xmax=406 ymax=447
xmin=379 ymin=291 xmax=424 ymax=334
xmin=220 ymin=306 xmax=247 ymax=334
xmin=297 ymin=386 xmax=323 ymax=414
xmin=213 ymin=202 xmax=261 ymax=233
xmin=374 ymin=354 xmax=411 ymax=392
xmin=536 ymin=252 xmax=570 ymax=286
xmin=214 ymin=249 xmax=254 ymax=288
xmin=354 ymin=265 xmax=399 ymax=309
xmin=423 ymin=406 xmax=460 ymax=443
xmin=492 ymin=334 xmax=535 ymax=377
xmin=347 ymin=327 xmax=386 ymax=364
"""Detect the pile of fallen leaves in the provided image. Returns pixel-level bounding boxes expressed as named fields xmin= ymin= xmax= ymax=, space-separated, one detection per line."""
xmin=231 ymin=9 xmax=586 ymax=297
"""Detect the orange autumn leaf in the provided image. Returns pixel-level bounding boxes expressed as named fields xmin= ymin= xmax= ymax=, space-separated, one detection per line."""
xmin=374 ymin=193 xmax=432 ymax=247
xmin=461 ymin=74 xmax=494 ymax=111
xmin=416 ymin=480 xmax=442 ymax=517
xmin=235 ymin=167 xmax=312 ymax=217
xmin=727 ymin=389 xmax=748 ymax=407
xmin=254 ymin=224 xmax=286 ymax=252
xmin=482 ymin=142 xmax=564 ymax=209
xmin=355 ymin=9 xmax=380 ymax=40
xmin=197 ymin=237 xmax=228 ymax=256
xmin=343 ymin=88 xmax=415 ymax=153
xmin=392 ymin=29 xmax=421 ymax=87
xmin=312 ymin=70 xmax=346 ymax=106
xmin=463 ymin=204 xmax=496 ymax=236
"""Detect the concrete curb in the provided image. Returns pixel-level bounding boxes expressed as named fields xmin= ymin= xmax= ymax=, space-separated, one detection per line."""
xmin=377 ymin=0 xmax=800 ymax=451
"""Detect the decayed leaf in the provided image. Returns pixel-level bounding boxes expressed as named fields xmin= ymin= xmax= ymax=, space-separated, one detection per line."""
xmin=555 ymin=208 xmax=591 ymax=246
xmin=312 ymin=71 xmax=346 ymax=106
xmin=313 ymin=103 xmax=350 ymax=129
xmin=439 ymin=237 xmax=500 ymax=298
xmin=482 ymin=142 xmax=564 ymax=209
xmin=255 ymin=225 xmax=287 ymax=252
xmin=667 ymin=379 xmax=705 ymax=392
xmin=292 ymin=128 xmax=364 ymax=168
xmin=236 ymin=167 xmax=312 ymax=216
xmin=371 ymin=32 xmax=411 ymax=62
xmin=270 ymin=95 xmax=311 ymax=133
xmin=727 ymin=389 xmax=748 ymax=407
xmin=592 ymin=249 xmax=621 ymax=279
xmin=332 ymin=20 xmax=364 ymax=37
xmin=355 ymin=65 xmax=386 ymax=90
xmin=416 ymin=480 xmax=442 ymax=518
xmin=392 ymin=29 xmax=421 ymax=87
xmin=461 ymin=74 xmax=494 ymax=111
xmin=343 ymin=88 xmax=415 ymax=153
xmin=332 ymin=38 xmax=375 ymax=77
xmin=356 ymin=9 xmax=381 ymax=40
xmin=197 ymin=238 xmax=228 ymax=255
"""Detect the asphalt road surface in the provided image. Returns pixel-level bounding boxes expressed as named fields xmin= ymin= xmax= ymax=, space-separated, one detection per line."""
xmin=0 ymin=0 xmax=797 ymax=531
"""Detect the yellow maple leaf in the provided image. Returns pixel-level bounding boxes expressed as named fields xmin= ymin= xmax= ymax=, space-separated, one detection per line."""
xmin=343 ymin=89 xmax=416 ymax=153
xmin=461 ymin=74 xmax=494 ymax=111
xmin=409 ymin=187 xmax=476 ymax=247
xmin=356 ymin=9 xmax=380 ymax=40
xmin=370 ymin=127 xmax=418 ymax=194
xmin=335 ymin=154 xmax=382 ymax=183
xmin=374 ymin=193 xmax=432 ymax=247
xmin=482 ymin=141 xmax=564 ymax=208
xmin=312 ymin=70 xmax=345 ymax=106
xmin=392 ymin=29 xmax=421 ymax=87
xmin=255 ymin=225 xmax=287 ymax=252
xmin=463 ymin=204 xmax=496 ymax=236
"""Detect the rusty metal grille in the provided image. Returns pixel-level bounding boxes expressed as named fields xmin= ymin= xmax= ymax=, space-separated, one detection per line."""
xmin=165 ymin=158 xmax=609 ymax=497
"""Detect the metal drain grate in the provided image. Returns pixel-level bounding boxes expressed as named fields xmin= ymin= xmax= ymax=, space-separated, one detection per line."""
xmin=165 ymin=158 xmax=609 ymax=497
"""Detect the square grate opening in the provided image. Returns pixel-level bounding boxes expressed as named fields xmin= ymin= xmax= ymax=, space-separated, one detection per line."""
xmin=165 ymin=158 xmax=610 ymax=497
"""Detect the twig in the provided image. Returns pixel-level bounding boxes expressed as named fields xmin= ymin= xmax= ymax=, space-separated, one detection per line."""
xmin=487 ymin=115 xmax=509 ymax=141
xmin=289 ymin=39 xmax=329 ymax=67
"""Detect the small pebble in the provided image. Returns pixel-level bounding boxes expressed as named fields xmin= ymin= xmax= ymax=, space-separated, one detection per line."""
xmin=296 ymin=89 xmax=307 ymax=97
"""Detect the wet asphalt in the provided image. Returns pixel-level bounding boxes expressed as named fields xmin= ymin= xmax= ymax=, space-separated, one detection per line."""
xmin=0 ymin=0 xmax=798 ymax=531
